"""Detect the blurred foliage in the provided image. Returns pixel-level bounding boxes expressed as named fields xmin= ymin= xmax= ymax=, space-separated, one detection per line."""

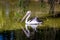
xmin=18 ymin=0 xmax=30 ymax=12
xmin=0 ymin=0 xmax=60 ymax=31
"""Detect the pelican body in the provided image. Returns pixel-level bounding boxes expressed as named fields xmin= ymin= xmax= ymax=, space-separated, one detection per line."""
xmin=24 ymin=11 xmax=42 ymax=30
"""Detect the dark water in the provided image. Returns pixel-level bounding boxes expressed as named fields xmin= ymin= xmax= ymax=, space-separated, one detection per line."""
xmin=0 ymin=28 xmax=60 ymax=40
xmin=0 ymin=34 xmax=3 ymax=40
xmin=0 ymin=31 xmax=15 ymax=40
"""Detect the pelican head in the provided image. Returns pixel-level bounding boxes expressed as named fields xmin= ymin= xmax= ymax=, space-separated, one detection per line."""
xmin=26 ymin=11 xmax=31 ymax=16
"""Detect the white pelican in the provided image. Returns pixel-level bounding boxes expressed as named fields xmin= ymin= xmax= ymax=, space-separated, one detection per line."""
xmin=21 ymin=11 xmax=43 ymax=37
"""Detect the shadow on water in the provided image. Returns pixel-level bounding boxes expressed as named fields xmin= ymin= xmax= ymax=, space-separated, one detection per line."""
xmin=0 ymin=27 xmax=60 ymax=40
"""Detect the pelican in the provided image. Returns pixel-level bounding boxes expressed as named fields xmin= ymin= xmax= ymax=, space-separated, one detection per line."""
xmin=21 ymin=11 xmax=43 ymax=37
xmin=21 ymin=11 xmax=42 ymax=30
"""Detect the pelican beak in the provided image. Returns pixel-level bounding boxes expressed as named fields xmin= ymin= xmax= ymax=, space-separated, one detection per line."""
xmin=21 ymin=13 xmax=28 ymax=22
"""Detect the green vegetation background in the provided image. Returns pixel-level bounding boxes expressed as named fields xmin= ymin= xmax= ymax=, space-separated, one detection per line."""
xmin=0 ymin=0 xmax=60 ymax=31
